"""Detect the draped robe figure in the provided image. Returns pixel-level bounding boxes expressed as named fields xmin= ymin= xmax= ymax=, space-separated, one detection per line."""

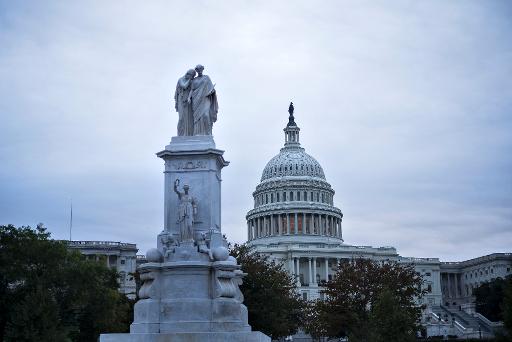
xmin=174 ymin=69 xmax=195 ymax=136
xmin=174 ymin=180 xmax=198 ymax=242
xmin=189 ymin=65 xmax=218 ymax=135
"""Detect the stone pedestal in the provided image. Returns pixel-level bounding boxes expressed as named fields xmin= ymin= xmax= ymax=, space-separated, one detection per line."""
xmin=100 ymin=136 xmax=270 ymax=342
xmin=158 ymin=135 xmax=228 ymax=238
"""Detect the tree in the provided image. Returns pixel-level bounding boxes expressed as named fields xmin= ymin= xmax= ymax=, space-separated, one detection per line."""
xmin=368 ymin=289 xmax=418 ymax=342
xmin=304 ymin=258 xmax=425 ymax=342
xmin=474 ymin=275 xmax=512 ymax=322
xmin=0 ymin=224 xmax=132 ymax=342
xmin=230 ymin=243 xmax=306 ymax=340
xmin=503 ymin=279 xmax=512 ymax=340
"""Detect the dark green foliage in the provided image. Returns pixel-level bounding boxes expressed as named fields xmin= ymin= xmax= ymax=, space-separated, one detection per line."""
xmin=474 ymin=275 xmax=512 ymax=322
xmin=230 ymin=243 xmax=306 ymax=340
xmin=304 ymin=258 xmax=425 ymax=342
xmin=368 ymin=289 xmax=417 ymax=342
xmin=504 ymin=279 xmax=512 ymax=338
xmin=0 ymin=224 xmax=133 ymax=342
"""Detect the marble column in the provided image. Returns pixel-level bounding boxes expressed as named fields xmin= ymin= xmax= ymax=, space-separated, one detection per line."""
xmin=454 ymin=274 xmax=459 ymax=298
xmin=308 ymin=258 xmax=313 ymax=285
xmin=303 ymin=213 xmax=307 ymax=234
xmin=313 ymin=257 xmax=317 ymax=285
xmin=278 ymin=214 xmax=282 ymax=235
xmin=270 ymin=214 xmax=274 ymax=236
xmin=325 ymin=258 xmax=329 ymax=281
xmin=296 ymin=258 xmax=301 ymax=285
xmin=294 ymin=213 xmax=298 ymax=234
xmin=447 ymin=274 xmax=452 ymax=299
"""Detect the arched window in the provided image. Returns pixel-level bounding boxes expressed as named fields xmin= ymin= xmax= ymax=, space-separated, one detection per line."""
xmin=266 ymin=194 xmax=268 ymax=204
xmin=283 ymin=192 xmax=287 ymax=201
xmin=270 ymin=193 xmax=274 ymax=203
xmin=290 ymin=192 xmax=294 ymax=201
xmin=297 ymin=191 xmax=301 ymax=201
xmin=277 ymin=192 xmax=280 ymax=202
xmin=304 ymin=191 xmax=307 ymax=201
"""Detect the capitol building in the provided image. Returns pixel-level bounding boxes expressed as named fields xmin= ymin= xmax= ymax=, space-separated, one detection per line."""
xmin=246 ymin=106 xmax=511 ymax=338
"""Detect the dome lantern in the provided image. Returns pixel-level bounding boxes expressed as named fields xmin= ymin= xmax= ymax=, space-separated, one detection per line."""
xmin=284 ymin=102 xmax=301 ymax=148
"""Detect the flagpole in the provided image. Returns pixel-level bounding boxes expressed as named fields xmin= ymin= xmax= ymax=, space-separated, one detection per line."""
xmin=69 ymin=199 xmax=73 ymax=241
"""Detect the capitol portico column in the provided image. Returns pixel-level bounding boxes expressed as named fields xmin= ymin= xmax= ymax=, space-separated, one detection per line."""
xmin=270 ymin=214 xmax=274 ymax=235
xmin=308 ymin=258 xmax=313 ymax=285
xmin=447 ymin=274 xmax=452 ymax=299
xmin=313 ymin=257 xmax=317 ymax=285
xmin=263 ymin=216 xmax=267 ymax=236
xmin=325 ymin=258 xmax=329 ymax=282
xmin=297 ymin=257 xmax=301 ymax=285
xmin=278 ymin=213 xmax=282 ymax=235
xmin=454 ymin=274 xmax=459 ymax=299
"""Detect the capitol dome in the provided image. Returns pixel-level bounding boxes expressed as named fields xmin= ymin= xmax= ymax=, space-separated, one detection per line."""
xmin=261 ymin=149 xmax=325 ymax=181
xmin=246 ymin=103 xmax=343 ymax=244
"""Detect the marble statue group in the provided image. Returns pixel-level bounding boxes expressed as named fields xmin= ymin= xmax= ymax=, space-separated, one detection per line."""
xmin=174 ymin=64 xmax=218 ymax=136
xmin=100 ymin=65 xmax=270 ymax=342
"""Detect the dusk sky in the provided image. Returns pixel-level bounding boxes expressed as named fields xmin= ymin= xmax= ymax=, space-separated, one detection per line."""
xmin=0 ymin=1 xmax=511 ymax=261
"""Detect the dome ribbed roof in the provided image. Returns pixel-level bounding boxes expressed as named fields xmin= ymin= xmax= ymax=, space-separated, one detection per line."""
xmin=261 ymin=148 xmax=325 ymax=181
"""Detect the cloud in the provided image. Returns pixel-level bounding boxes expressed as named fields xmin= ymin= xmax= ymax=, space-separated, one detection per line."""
xmin=0 ymin=0 xmax=511 ymax=261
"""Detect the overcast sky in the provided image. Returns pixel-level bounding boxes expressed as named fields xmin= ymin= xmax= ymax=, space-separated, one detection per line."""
xmin=0 ymin=1 xmax=511 ymax=262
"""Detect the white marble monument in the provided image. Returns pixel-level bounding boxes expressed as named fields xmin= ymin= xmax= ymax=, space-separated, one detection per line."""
xmin=100 ymin=66 xmax=270 ymax=342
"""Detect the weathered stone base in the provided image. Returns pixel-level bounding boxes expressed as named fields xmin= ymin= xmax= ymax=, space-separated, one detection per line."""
xmin=99 ymin=331 xmax=270 ymax=342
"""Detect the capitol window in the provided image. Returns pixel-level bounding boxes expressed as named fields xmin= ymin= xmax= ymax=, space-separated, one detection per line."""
xmin=283 ymin=192 xmax=287 ymax=201
xmin=266 ymin=194 xmax=268 ymax=204
xmin=290 ymin=192 xmax=294 ymax=201
xmin=297 ymin=192 xmax=301 ymax=201
xmin=304 ymin=191 xmax=307 ymax=200
xmin=277 ymin=193 xmax=280 ymax=202
xmin=271 ymin=193 xmax=274 ymax=203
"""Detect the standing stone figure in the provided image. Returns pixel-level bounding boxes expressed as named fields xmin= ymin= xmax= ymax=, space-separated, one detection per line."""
xmin=174 ymin=69 xmax=196 ymax=136
xmin=188 ymin=64 xmax=218 ymax=135
xmin=174 ymin=179 xmax=197 ymax=242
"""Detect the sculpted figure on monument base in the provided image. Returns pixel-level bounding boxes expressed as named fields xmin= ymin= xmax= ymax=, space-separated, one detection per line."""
xmin=174 ymin=69 xmax=196 ymax=136
xmin=173 ymin=64 xmax=218 ymax=136
xmin=173 ymin=179 xmax=198 ymax=242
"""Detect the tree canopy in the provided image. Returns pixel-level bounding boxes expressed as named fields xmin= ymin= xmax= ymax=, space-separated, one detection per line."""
xmin=0 ymin=224 xmax=132 ymax=342
xmin=474 ymin=275 xmax=512 ymax=322
xmin=230 ymin=243 xmax=306 ymax=340
xmin=304 ymin=258 xmax=425 ymax=342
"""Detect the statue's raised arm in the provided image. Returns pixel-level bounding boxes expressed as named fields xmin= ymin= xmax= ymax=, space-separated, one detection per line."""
xmin=173 ymin=179 xmax=182 ymax=199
